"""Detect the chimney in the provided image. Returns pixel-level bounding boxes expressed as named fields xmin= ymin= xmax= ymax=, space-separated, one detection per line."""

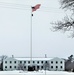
xmin=45 ymin=54 xmax=47 ymax=58
xmin=12 ymin=55 xmax=14 ymax=58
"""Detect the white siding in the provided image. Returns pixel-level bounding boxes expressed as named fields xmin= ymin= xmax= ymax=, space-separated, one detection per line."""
xmin=3 ymin=57 xmax=18 ymax=71
xmin=3 ymin=57 xmax=65 ymax=71
xmin=49 ymin=57 xmax=65 ymax=71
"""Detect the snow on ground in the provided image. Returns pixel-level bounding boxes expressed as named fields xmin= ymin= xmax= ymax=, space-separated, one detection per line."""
xmin=0 ymin=70 xmax=73 ymax=75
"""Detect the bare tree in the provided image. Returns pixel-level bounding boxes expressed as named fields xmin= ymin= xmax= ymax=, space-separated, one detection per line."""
xmin=68 ymin=55 xmax=73 ymax=61
xmin=43 ymin=61 xmax=50 ymax=70
xmin=0 ymin=55 xmax=8 ymax=61
xmin=51 ymin=0 xmax=74 ymax=37
xmin=18 ymin=63 xmax=25 ymax=70
xmin=65 ymin=55 xmax=74 ymax=71
xmin=60 ymin=0 xmax=74 ymax=10
xmin=0 ymin=55 xmax=8 ymax=70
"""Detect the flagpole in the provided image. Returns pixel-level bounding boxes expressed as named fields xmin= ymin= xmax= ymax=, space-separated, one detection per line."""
xmin=30 ymin=6 xmax=32 ymax=67
xmin=29 ymin=4 xmax=41 ymax=70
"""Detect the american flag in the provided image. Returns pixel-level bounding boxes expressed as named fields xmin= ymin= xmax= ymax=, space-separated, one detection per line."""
xmin=32 ymin=4 xmax=41 ymax=12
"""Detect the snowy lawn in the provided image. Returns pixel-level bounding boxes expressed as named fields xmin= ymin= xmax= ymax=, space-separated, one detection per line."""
xmin=0 ymin=70 xmax=73 ymax=75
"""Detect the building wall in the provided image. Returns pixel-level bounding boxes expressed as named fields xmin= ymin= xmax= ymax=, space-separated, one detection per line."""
xmin=18 ymin=60 xmax=49 ymax=70
xmin=3 ymin=57 xmax=65 ymax=71
xmin=49 ymin=57 xmax=65 ymax=71
xmin=3 ymin=57 xmax=18 ymax=71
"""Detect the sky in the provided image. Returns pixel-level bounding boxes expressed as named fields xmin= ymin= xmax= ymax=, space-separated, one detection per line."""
xmin=0 ymin=0 xmax=73 ymax=58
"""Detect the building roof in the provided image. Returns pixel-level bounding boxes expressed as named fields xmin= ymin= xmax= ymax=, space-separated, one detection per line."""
xmin=14 ymin=57 xmax=53 ymax=61
xmin=3 ymin=57 xmax=64 ymax=61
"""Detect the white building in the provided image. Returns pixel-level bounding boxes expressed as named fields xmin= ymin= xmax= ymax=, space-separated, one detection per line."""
xmin=3 ymin=57 xmax=65 ymax=71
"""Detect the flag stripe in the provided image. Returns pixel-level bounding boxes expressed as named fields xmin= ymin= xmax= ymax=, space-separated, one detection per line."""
xmin=32 ymin=4 xmax=41 ymax=12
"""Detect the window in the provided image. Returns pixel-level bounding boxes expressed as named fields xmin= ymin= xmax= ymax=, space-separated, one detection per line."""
xmin=51 ymin=61 xmax=53 ymax=64
xmin=33 ymin=61 xmax=35 ymax=63
xmin=5 ymin=61 xmax=7 ymax=63
xmin=56 ymin=66 xmax=58 ymax=68
xmin=41 ymin=61 xmax=43 ymax=64
xmin=24 ymin=66 xmax=26 ymax=68
xmin=60 ymin=66 xmax=62 ymax=68
xmin=10 ymin=61 xmax=11 ymax=63
xmin=56 ymin=61 xmax=58 ymax=64
xmin=14 ymin=66 xmax=16 ymax=68
xmin=10 ymin=66 xmax=12 ymax=68
xmin=45 ymin=61 xmax=47 ymax=63
xmin=24 ymin=61 xmax=26 ymax=63
xmin=51 ymin=66 xmax=53 ymax=68
xmin=41 ymin=66 xmax=43 ymax=69
xmin=28 ymin=61 xmax=30 ymax=64
xmin=37 ymin=66 xmax=39 ymax=69
xmin=37 ymin=61 xmax=39 ymax=64
xmin=5 ymin=66 xmax=7 ymax=68
xmin=14 ymin=61 xmax=16 ymax=63
xmin=20 ymin=61 xmax=22 ymax=63
xmin=60 ymin=61 xmax=62 ymax=64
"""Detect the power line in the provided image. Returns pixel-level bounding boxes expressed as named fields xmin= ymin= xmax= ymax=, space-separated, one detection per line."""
xmin=0 ymin=2 xmax=60 ymax=9
xmin=0 ymin=2 xmax=30 ymax=10
xmin=41 ymin=6 xmax=60 ymax=10
xmin=0 ymin=5 xmax=30 ymax=11
xmin=0 ymin=2 xmax=30 ymax=7
xmin=38 ymin=9 xmax=65 ymax=14
xmin=0 ymin=2 xmax=67 ymax=13
xmin=0 ymin=6 xmax=65 ymax=14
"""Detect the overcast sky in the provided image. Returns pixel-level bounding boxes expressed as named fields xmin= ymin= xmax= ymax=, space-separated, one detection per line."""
xmin=0 ymin=0 xmax=73 ymax=58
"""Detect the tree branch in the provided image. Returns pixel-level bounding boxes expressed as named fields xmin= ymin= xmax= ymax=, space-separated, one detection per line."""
xmin=60 ymin=0 xmax=74 ymax=9
xmin=52 ymin=17 xmax=74 ymax=32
